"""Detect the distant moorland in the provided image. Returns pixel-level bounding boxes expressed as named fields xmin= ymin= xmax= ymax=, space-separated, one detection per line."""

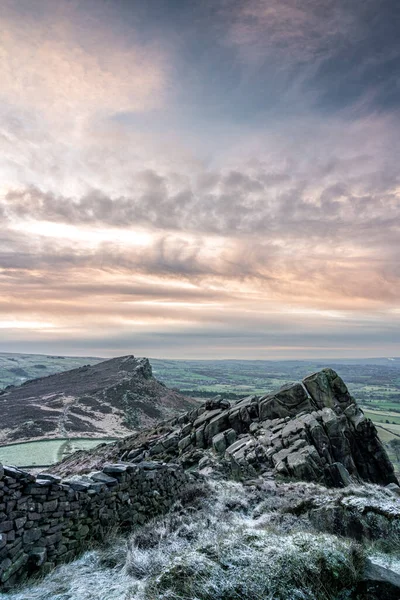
xmin=0 ymin=353 xmax=399 ymax=471
xmin=0 ymin=352 xmax=103 ymax=388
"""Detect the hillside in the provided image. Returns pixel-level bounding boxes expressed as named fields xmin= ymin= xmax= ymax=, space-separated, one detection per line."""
xmin=0 ymin=355 xmax=197 ymax=445
xmin=0 ymin=353 xmax=103 ymax=388
xmin=0 ymin=368 xmax=399 ymax=598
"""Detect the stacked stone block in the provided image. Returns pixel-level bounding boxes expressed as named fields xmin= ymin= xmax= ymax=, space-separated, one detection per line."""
xmin=0 ymin=461 xmax=188 ymax=589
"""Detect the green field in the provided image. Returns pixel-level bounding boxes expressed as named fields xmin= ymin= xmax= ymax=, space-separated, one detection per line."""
xmin=0 ymin=438 xmax=116 ymax=468
xmin=374 ymin=423 xmax=400 ymax=440
xmin=151 ymin=358 xmax=400 ymax=402
xmin=363 ymin=410 xmax=400 ymax=426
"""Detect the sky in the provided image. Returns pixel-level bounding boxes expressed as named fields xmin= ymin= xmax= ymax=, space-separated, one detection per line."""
xmin=0 ymin=0 xmax=399 ymax=359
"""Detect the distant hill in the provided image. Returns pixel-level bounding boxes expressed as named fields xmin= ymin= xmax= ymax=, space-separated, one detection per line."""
xmin=0 ymin=355 xmax=197 ymax=444
xmin=0 ymin=352 xmax=103 ymax=388
xmin=2 ymin=352 xmax=400 ymax=392
xmin=1 ymin=352 xmax=399 ymax=470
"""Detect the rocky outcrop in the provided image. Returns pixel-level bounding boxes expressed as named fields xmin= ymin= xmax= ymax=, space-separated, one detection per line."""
xmin=0 ymin=355 xmax=197 ymax=444
xmin=308 ymin=486 xmax=400 ymax=542
xmin=1 ymin=367 xmax=399 ymax=592
xmin=363 ymin=557 xmax=400 ymax=594
xmin=52 ymin=368 xmax=398 ymax=488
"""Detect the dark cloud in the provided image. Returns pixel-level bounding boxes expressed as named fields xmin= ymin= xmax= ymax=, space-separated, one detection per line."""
xmin=309 ymin=0 xmax=400 ymax=113
xmin=219 ymin=0 xmax=400 ymax=116
xmin=119 ymin=0 xmax=400 ymax=119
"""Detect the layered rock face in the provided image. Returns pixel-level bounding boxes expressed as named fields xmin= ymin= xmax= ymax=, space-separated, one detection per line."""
xmin=53 ymin=368 xmax=398 ymax=488
xmin=177 ymin=368 xmax=397 ymax=486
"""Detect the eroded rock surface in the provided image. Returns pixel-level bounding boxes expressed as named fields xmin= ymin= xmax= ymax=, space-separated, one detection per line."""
xmin=52 ymin=368 xmax=398 ymax=488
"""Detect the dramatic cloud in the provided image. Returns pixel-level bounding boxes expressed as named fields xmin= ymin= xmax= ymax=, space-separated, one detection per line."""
xmin=0 ymin=0 xmax=399 ymax=358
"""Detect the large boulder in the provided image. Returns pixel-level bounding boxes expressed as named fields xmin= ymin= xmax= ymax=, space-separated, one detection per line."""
xmin=303 ymin=368 xmax=355 ymax=412
xmin=363 ymin=557 xmax=400 ymax=596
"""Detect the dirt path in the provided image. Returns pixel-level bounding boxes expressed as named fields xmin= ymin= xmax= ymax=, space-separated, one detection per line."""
xmin=57 ymin=395 xmax=78 ymax=438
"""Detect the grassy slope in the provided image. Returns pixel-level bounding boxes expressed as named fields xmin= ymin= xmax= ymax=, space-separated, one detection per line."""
xmin=0 ymin=479 xmax=374 ymax=600
xmin=3 ymin=478 xmax=399 ymax=600
xmin=0 ymin=352 xmax=103 ymax=388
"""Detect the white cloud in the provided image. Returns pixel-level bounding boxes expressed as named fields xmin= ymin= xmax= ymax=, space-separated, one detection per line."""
xmin=0 ymin=1 xmax=167 ymax=119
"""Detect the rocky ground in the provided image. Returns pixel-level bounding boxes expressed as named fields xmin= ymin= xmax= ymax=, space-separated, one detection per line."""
xmin=0 ymin=356 xmax=197 ymax=444
xmin=1 ymin=367 xmax=399 ymax=598
xmin=51 ymin=368 xmax=398 ymax=490
xmin=2 ymin=476 xmax=399 ymax=599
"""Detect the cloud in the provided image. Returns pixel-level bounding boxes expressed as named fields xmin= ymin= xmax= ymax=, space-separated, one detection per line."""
xmin=3 ymin=113 xmax=399 ymax=240
xmin=0 ymin=0 xmax=399 ymax=358
xmin=1 ymin=110 xmax=399 ymax=329
xmin=224 ymin=0 xmax=356 ymax=63
xmin=0 ymin=0 xmax=167 ymax=120
xmin=221 ymin=0 xmax=400 ymax=113
xmin=1 ymin=307 xmax=399 ymax=360
xmin=1 ymin=217 xmax=398 ymax=312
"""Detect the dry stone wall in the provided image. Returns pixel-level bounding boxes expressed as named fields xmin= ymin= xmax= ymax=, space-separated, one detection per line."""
xmin=0 ymin=460 xmax=188 ymax=589
xmin=2 ymin=368 xmax=398 ymax=591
